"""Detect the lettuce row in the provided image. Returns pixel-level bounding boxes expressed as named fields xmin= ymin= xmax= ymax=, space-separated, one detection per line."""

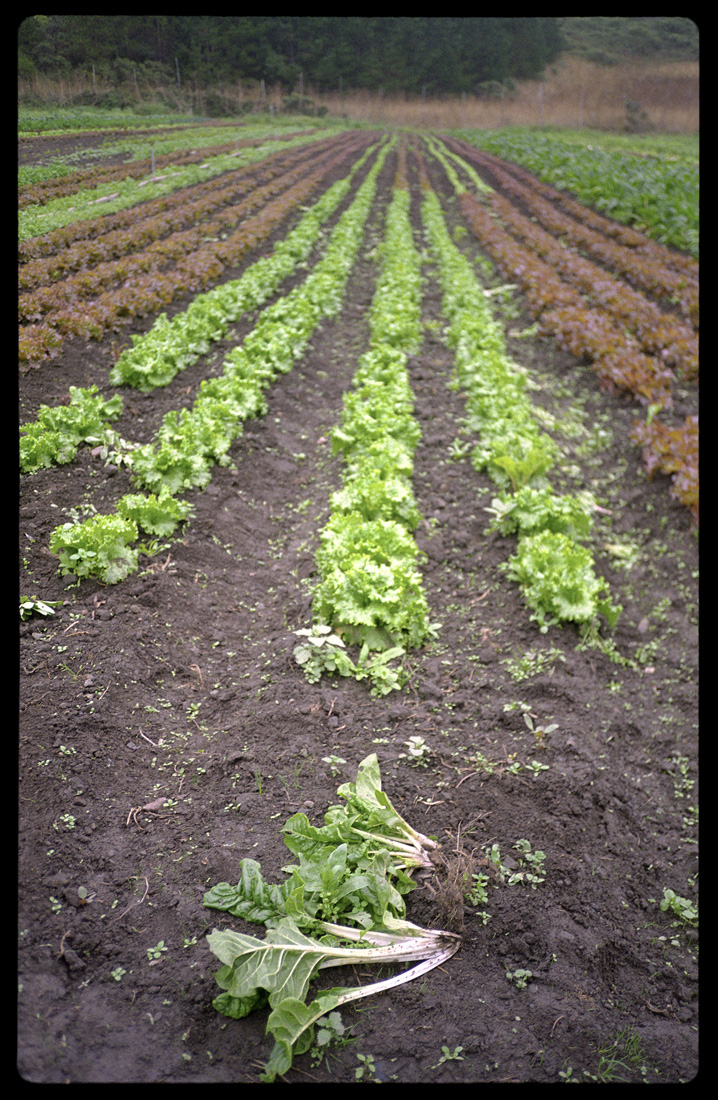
xmin=300 ymin=182 xmax=438 ymax=689
xmin=422 ymin=132 xmax=493 ymax=196
xmin=19 ymin=126 xmax=335 ymax=242
xmin=48 ymin=141 xmax=392 ymax=585
xmin=129 ymin=139 xmax=392 ymax=496
xmin=109 ymin=139 xmax=383 ymax=392
xmin=420 ymin=181 xmax=620 ymax=633
xmin=20 ymin=385 xmax=123 ymax=474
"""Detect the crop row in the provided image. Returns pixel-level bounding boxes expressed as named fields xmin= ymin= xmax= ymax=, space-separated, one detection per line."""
xmin=425 ymin=139 xmax=698 ymax=524
xmin=18 ymin=127 xmax=318 ymax=210
xmin=44 ymin=139 xmax=392 ymax=584
xmin=630 ymin=414 xmax=698 ymax=526
xmin=430 ymin=155 xmax=677 ymax=408
xmin=32 ymin=133 xmax=625 ymax=647
xmin=294 ymin=148 xmax=435 ymax=695
xmin=18 ymin=134 xmax=326 ymax=262
xmin=20 ymin=139 xmax=385 ymax=466
xmin=19 ymin=132 xmax=358 ymax=285
xmin=20 ymin=132 xmax=693 ymax=685
xmin=108 ymin=140 xmax=380 ymax=392
xmin=442 ymin=138 xmax=699 ymax=347
xmin=453 ymin=129 xmax=699 ymax=258
xmin=476 ymin=185 xmax=697 ymax=381
xmin=19 ymin=133 xmax=375 ymax=364
xmin=416 ymin=150 xmax=621 ymax=638
xmin=18 ymin=133 xmax=360 ymax=317
xmin=18 ymin=142 xmax=341 ymax=319
xmin=456 ymin=141 xmax=698 ymax=317
xmin=17 ymin=128 xmax=338 ymax=243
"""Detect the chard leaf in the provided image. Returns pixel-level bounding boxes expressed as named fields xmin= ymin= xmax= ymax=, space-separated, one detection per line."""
xmin=337 ymin=753 xmax=438 ymax=856
xmin=207 ymin=920 xmax=332 ymax=1008
xmin=212 ymin=988 xmax=268 ymax=1021
xmin=260 ymin=937 xmax=462 ymax=1082
xmin=203 ymin=859 xmax=299 ymax=927
xmin=208 ymin=916 xmax=455 ymax=1013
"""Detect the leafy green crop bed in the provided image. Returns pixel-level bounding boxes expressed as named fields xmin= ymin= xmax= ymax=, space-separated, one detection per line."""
xmin=454 ymin=128 xmax=699 ymax=258
xmin=19 ymin=124 xmax=697 ymax=1085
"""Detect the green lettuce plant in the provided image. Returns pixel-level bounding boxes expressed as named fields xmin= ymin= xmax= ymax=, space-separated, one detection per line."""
xmin=312 ymin=514 xmax=436 ymax=652
xmin=20 ymin=385 xmax=123 ymax=474
xmin=130 ymin=428 xmax=214 ymax=496
xmin=506 ymin=530 xmax=621 ymax=631
xmin=49 ymin=514 xmax=139 ymax=584
xmin=329 ymin=467 xmax=421 ymax=529
xmin=330 ymin=373 xmax=420 ymax=460
xmin=487 ymin=437 xmax=558 ymax=492
xmin=486 ymin=486 xmax=596 ymax=539
xmin=115 ymin=492 xmax=192 ymax=537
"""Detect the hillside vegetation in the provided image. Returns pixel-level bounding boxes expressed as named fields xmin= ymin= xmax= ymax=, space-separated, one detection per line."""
xmin=559 ymin=17 xmax=698 ymax=65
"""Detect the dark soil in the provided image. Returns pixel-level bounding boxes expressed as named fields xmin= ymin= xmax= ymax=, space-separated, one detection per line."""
xmin=18 ymin=132 xmax=698 ymax=1084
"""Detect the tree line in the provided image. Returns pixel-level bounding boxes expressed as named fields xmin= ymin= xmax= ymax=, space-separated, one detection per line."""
xmin=18 ymin=16 xmax=565 ymax=96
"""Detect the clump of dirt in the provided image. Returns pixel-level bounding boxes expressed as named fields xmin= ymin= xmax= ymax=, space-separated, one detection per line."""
xmin=18 ymin=134 xmax=698 ymax=1084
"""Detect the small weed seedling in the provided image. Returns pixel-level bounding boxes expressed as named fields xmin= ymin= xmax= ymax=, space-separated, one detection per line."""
xmin=447 ymin=436 xmax=472 ymax=461
xmin=509 ymin=838 xmax=547 ymax=887
xmin=486 ymin=840 xmax=546 ymax=888
xmin=506 ymin=968 xmax=533 ymax=991
xmin=309 ymin=1011 xmax=355 ymax=1070
xmin=293 ymin=624 xmax=350 ymax=681
xmin=399 ymin=735 xmax=433 ymax=767
xmin=464 ymin=870 xmax=490 ymax=909
xmin=523 ymin=710 xmax=559 ymax=750
xmin=590 ymin=1026 xmax=648 ymax=1083
xmin=432 ymin=1045 xmax=465 ymax=1067
xmin=322 ymin=755 xmax=346 ymax=777
xmin=355 ymin=1052 xmax=379 ymax=1081
xmin=503 ymin=646 xmax=565 ymax=683
xmin=658 ymin=887 xmax=698 ymax=929
xmin=293 ymin=625 xmax=408 ymax=697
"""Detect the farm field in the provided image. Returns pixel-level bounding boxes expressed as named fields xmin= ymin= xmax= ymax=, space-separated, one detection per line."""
xmin=18 ymin=119 xmax=698 ymax=1084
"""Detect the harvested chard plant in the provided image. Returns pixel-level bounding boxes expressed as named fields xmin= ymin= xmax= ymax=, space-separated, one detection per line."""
xmin=204 ymin=754 xmax=460 ymax=1082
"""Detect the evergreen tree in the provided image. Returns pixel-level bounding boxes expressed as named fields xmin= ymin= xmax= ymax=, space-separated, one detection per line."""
xmin=18 ymin=15 xmax=567 ymax=93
